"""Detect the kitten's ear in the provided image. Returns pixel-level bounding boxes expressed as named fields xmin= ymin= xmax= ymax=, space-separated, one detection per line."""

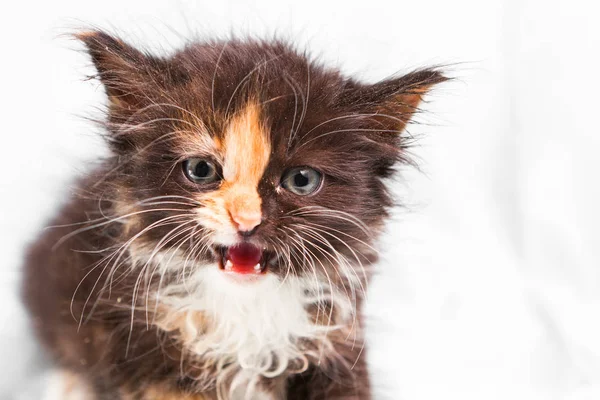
xmin=341 ymin=68 xmax=447 ymax=134
xmin=76 ymin=30 xmax=165 ymax=110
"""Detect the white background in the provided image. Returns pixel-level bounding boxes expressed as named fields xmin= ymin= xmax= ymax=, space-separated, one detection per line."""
xmin=0 ymin=0 xmax=599 ymax=399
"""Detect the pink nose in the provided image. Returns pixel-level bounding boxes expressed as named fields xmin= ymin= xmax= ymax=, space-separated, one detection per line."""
xmin=231 ymin=210 xmax=262 ymax=233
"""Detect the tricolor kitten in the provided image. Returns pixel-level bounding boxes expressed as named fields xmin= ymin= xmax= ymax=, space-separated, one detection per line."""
xmin=22 ymin=31 xmax=445 ymax=399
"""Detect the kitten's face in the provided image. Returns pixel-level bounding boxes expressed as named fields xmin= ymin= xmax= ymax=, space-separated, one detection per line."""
xmin=80 ymin=32 xmax=444 ymax=288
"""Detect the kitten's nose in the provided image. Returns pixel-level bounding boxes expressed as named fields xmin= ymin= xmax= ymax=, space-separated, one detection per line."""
xmin=231 ymin=210 xmax=262 ymax=234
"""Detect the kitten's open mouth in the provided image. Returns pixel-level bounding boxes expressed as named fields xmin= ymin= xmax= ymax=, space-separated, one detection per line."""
xmin=215 ymin=243 xmax=274 ymax=276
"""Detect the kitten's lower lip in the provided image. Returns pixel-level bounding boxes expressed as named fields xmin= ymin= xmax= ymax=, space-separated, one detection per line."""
xmin=215 ymin=243 xmax=273 ymax=275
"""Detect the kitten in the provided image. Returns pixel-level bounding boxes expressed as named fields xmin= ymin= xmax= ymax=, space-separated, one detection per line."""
xmin=22 ymin=30 xmax=445 ymax=400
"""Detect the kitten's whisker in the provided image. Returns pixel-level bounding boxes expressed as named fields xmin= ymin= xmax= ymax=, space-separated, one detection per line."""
xmin=53 ymin=207 xmax=192 ymax=250
xmin=295 ymin=239 xmax=338 ymax=364
xmin=292 ymin=225 xmax=358 ymax=306
xmin=132 ymin=196 xmax=202 ymax=206
xmin=283 ymin=227 xmax=336 ymax=333
xmin=152 ymin=225 xmax=211 ymax=318
xmin=89 ymin=215 xmax=193 ymax=312
xmin=139 ymin=221 xmax=199 ymax=327
xmin=285 ymin=206 xmax=372 ymax=235
xmin=292 ymin=224 xmax=367 ymax=338
xmin=126 ymin=219 xmax=200 ymax=355
xmin=272 ymin=235 xmax=293 ymax=290
xmin=280 ymin=228 xmax=326 ymax=325
xmin=299 ymin=222 xmax=371 ymax=293
xmin=50 ymin=196 xmax=201 ymax=230
xmin=302 ymin=221 xmax=378 ymax=255
xmin=73 ymin=213 xmax=193 ymax=328
xmin=290 ymin=223 xmax=363 ymax=326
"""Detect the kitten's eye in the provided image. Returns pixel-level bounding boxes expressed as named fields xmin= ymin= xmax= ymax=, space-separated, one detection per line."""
xmin=281 ymin=167 xmax=322 ymax=195
xmin=183 ymin=158 xmax=219 ymax=184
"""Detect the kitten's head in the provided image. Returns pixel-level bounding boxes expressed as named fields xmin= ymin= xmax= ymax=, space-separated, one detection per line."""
xmin=79 ymin=31 xmax=445 ymax=292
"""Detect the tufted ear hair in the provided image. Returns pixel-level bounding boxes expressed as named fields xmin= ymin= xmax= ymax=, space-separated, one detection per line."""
xmin=76 ymin=30 xmax=170 ymax=111
xmin=339 ymin=68 xmax=447 ymax=134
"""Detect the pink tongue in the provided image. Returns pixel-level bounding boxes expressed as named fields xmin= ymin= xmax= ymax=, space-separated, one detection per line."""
xmin=226 ymin=243 xmax=263 ymax=274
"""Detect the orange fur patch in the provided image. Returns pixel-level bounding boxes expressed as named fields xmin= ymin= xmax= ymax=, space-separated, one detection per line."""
xmin=390 ymin=85 xmax=432 ymax=132
xmin=198 ymin=102 xmax=270 ymax=232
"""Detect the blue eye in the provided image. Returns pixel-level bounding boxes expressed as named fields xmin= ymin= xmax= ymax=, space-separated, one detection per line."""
xmin=183 ymin=159 xmax=219 ymax=184
xmin=281 ymin=167 xmax=322 ymax=195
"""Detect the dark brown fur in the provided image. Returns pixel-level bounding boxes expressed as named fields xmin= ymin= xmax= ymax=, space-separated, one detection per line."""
xmin=22 ymin=31 xmax=446 ymax=399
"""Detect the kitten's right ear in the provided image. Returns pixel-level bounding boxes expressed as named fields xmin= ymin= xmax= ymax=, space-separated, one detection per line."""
xmin=338 ymin=68 xmax=448 ymax=135
xmin=75 ymin=30 xmax=163 ymax=110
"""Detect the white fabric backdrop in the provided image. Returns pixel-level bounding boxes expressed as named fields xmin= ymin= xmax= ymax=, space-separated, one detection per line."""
xmin=0 ymin=0 xmax=598 ymax=398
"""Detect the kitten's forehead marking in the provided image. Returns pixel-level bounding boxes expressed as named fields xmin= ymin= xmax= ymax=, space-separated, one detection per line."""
xmin=219 ymin=102 xmax=270 ymax=221
xmin=222 ymin=102 xmax=270 ymax=183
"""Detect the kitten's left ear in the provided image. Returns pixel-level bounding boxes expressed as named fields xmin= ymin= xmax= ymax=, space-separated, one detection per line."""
xmin=75 ymin=30 xmax=168 ymax=110
xmin=341 ymin=68 xmax=448 ymax=134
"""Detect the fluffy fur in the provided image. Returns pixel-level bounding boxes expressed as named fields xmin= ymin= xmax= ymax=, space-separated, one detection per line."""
xmin=22 ymin=30 xmax=446 ymax=399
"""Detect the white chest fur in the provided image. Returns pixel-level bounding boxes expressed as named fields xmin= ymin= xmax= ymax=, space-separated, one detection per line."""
xmin=155 ymin=265 xmax=352 ymax=399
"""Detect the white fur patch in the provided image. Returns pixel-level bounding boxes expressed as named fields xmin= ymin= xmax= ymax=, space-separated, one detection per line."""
xmin=147 ymin=252 xmax=354 ymax=399
xmin=42 ymin=370 xmax=92 ymax=400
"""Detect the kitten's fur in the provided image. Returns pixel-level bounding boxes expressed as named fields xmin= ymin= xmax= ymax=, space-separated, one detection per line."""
xmin=22 ymin=31 xmax=445 ymax=399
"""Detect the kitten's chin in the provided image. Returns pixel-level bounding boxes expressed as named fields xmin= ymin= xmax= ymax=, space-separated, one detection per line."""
xmin=213 ymin=243 xmax=276 ymax=282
